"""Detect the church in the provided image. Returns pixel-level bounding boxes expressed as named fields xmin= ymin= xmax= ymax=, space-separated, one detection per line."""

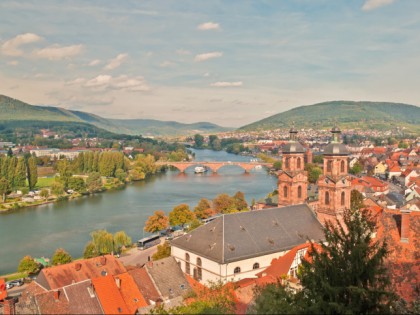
xmin=171 ymin=126 xmax=350 ymax=284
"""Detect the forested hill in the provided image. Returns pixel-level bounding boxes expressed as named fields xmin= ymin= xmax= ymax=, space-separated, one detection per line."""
xmin=0 ymin=95 xmax=231 ymax=136
xmin=239 ymin=101 xmax=420 ymax=133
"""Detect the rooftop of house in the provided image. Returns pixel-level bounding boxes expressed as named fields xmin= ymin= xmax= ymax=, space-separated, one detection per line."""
xmin=145 ymin=256 xmax=193 ymax=300
xmin=35 ymin=255 xmax=126 ymax=291
xmin=116 ymin=272 xmax=148 ymax=313
xmin=127 ymin=267 xmax=161 ymax=304
xmin=64 ymin=280 xmax=103 ymax=315
xmin=92 ymin=275 xmax=130 ymax=315
xmin=171 ymin=204 xmax=325 ymax=264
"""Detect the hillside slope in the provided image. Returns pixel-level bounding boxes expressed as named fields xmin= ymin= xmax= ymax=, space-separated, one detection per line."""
xmin=0 ymin=95 xmax=231 ymax=136
xmin=239 ymin=101 xmax=420 ymax=133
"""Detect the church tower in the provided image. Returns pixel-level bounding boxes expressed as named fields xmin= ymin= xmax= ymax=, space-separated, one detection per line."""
xmin=278 ymin=127 xmax=308 ymax=207
xmin=316 ymin=126 xmax=351 ymax=224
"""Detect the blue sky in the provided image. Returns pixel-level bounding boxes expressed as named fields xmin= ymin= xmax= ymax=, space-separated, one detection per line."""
xmin=1 ymin=0 xmax=419 ymax=127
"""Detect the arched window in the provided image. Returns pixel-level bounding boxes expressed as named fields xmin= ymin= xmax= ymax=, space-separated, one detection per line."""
xmin=297 ymin=157 xmax=301 ymax=169
xmin=341 ymin=191 xmax=345 ymax=206
xmin=341 ymin=160 xmax=345 ymax=173
xmin=327 ymin=160 xmax=332 ymax=172
xmin=185 ymin=253 xmax=190 ymax=275
xmin=253 ymin=263 xmax=260 ymax=270
xmin=283 ymin=186 xmax=288 ymax=198
xmin=325 ymin=192 xmax=330 ymax=205
xmin=298 ymin=186 xmax=302 ymax=199
xmin=285 ymin=157 xmax=290 ymax=169
xmin=234 ymin=267 xmax=241 ymax=274
xmin=197 ymin=258 xmax=202 ymax=281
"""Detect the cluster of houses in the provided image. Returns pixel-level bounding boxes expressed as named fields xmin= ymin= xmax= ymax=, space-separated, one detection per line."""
xmin=1 ymin=126 xmax=419 ymax=314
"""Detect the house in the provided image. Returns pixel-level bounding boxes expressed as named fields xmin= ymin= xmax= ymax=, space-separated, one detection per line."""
xmin=171 ymin=204 xmax=324 ymax=284
xmin=351 ymin=176 xmax=389 ymax=196
xmin=374 ymin=161 xmax=387 ymax=175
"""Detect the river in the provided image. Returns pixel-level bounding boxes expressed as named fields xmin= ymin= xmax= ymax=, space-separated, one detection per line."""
xmin=0 ymin=149 xmax=277 ymax=275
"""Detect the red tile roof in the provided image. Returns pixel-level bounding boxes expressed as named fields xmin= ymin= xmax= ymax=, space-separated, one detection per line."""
xmin=127 ymin=267 xmax=160 ymax=304
xmin=0 ymin=278 xmax=7 ymax=300
xmin=92 ymin=275 xmax=130 ymax=315
xmin=117 ymin=272 xmax=148 ymax=312
xmin=36 ymin=255 xmax=126 ymax=290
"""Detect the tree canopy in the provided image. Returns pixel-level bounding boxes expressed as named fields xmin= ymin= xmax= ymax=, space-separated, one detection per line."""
xmin=52 ymin=248 xmax=73 ymax=266
xmin=169 ymin=204 xmax=195 ymax=228
xmin=145 ymin=210 xmax=170 ymax=233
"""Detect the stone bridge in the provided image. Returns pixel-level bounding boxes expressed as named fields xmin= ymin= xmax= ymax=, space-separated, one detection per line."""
xmin=156 ymin=161 xmax=273 ymax=173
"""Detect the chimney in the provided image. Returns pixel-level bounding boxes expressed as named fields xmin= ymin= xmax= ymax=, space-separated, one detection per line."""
xmin=53 ymin=290 xmax=60 ymax=301
xmin=75 ymin=263 xmax=82 ymax=271
xmin=3 ymin=297 xmax=16 ymax=315
xmin=115 ymin=277 xmax=121 ymax=288
xmin=100 ymin=256 xmax=107 ymax=266
xmin=400 ymin=210 xmax=411 ymax=243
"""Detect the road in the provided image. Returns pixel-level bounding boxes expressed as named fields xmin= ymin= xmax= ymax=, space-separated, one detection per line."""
xmin=119 ymin=240 xmax=162 ymax=267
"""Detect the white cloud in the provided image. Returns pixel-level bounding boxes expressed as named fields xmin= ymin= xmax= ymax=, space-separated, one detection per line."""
xmin=7 ymin=60 xmax=19 ymax=66
xmin=104 ymin=53 xmax=128 ymax=70
xmin=88 ymin=59 xmax=101 ymax=66
xmin=35 ymin=44 xmax=83 ymax=60
xmin=203 ymin=72 xmax=210 ymax=77
xmin=1 ymin=33 xmax=42 ymax=56
xmin=211 ymin=81 xmax=243 ymax=87
xmin=362 ymin=0 xmax=395 ymax=11
xmin=85 ymin=75 xmax=112 ymax=87
xmin=197 ymin=22 xmax=220 ymax=31
xmin=160 ymin=60 xmax=176 ymax=68
xmin=176 ymin=49 xmax=191 ymax=55
xmin=65 ymin=77 xmax=86 ymax=85
xmin=194 ymin=51 xmax=223 ymax=62
xmin=84 ymin=74 xmax=150 ymax=92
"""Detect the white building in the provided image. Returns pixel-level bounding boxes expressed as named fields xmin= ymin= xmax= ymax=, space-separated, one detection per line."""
xmin=171 ymin=204 xmax=324 ymax=284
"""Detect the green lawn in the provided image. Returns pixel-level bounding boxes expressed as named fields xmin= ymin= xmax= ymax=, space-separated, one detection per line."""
xmin=36 ymin=177 xmax=55 ymax=188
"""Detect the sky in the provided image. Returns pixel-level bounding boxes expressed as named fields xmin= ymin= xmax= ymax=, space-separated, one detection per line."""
xmin=0 ymin=0 xmax=419 ymax=128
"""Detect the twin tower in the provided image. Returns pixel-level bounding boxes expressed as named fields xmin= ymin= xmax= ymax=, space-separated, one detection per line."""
xmin=277 ymin=126 xmax=351 ymax=224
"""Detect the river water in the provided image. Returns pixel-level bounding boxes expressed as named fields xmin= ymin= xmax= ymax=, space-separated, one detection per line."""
xmin=0 ymin=149 xmax=277 ymax=275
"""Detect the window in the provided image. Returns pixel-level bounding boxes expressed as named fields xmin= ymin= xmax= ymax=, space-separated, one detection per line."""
xmin=197 ymin=258 xmax=202 ymax=281
xmin=253 ymin=263 xmax=260 ymax=270
xmin=341 ymin=191 xmax=345 ymax=206
xmin=341 ymin=160 xmax=345 ymax=173
xmin=285 ymin=157 xmax=290 ymax=169
xmin=283 ymin=186 xmax=288 ymax=198
xmin=297 ymin=157 xmax=301 ymax=169
xmin=185 ymin=253 xmax=190 ymax=275
xmin=325 ymin=192 xmax=330 ymax=205
xmin=327 ymin=160 xmax=332 ymax=172
xmin=298 ymin=186 xmax=302 ymax=198
xmin=234 ymin=267 xmax=241 ymax=274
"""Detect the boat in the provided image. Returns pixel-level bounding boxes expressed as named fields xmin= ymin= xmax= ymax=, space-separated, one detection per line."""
xmin=194 ymin=166 xmax=207 ymax=173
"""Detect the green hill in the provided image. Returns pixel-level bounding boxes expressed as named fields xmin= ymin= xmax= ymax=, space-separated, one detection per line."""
xmin=0 ymin=95 xmax=231 ymax=136
xmin=239 ymin=101 xmax=420 ymax=133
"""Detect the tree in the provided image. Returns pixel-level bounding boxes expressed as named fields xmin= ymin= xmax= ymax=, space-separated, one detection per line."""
xmin=349 ymin=161 xmax=363 ymax=175
xmin=91 ymin=229 xmax=114 ymax=255
xmin=312 ymin=155 xmax=324 ymax=164
xmin=26 ymin=156 xmax=38 ymax=190
xmin=0 ymin=178 xmax=9 ymax=202
xmin=113 ymin=230 xmax=132 ymax=251
xmin=14 ymin=157 xmax=27 ymax=188
xmin=252 ymin=207 xmax=396 ymax=314
xmin=272 ymin=160 xmax=282 ymax=170
xmin=86 ymin=172 xmax=102 ymax=193
xmin=17 ymin=255 xmax=39 ymax=274
xmin=83 ymin=241 xmax=98 ymax=259
xmin=145 ymin=210 xmax=170 ymax=233
xmin=115 ymin=168 xmax=127 ymax=183
xmin=194 ymin=198 xmax=213 ymax=219
xmin=194 ymin=134 xmax=204 ymax=148
xmin=52 ymin=248 xmax=72 ymax=266
xmin=305 ymin=163 xmax=322 ymax=183
xmin=51 ymin=181 xmax=65 ymax=196
xmin=57 ymin=158 xmax=73 ymax=189
xmin=152 ymin=241 xmax=171 ymax=261
xmin=67 ymin=177 xmax=87 ymax=193
xmin=213 ymin=193 xmax=236 ymax=214
xmin=39 ymin=188 xmax=49 ymax=200
xmin=351 ymin=189 xmax=364 ymax=211
xmin=169 ymin=204 xmax=195 ymax=228
xmin=233 ymin=191 xmax=248 ymax=211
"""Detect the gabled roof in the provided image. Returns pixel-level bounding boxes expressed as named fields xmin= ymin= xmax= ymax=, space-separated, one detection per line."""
xmin=127 ymin=267 xmax=160 ymax=304
xmin=36 ymin=255 xmax=126 ymax=290
xmin=64 ymin=280 xmax=103 ymax=315
xmin=145 ymin=256 xmax=192 ymax=300
xmin=171 ymin=204 xmax=325 ymax=264
xmin=117 ymin=272 xmax=148 ymax=312
xmin=92 ymin=275 xmax=130 ymax=315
